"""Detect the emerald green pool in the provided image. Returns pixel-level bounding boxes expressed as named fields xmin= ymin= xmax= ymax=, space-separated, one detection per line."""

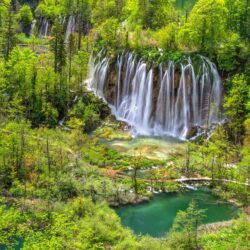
xmin=115 ymin=189 xmax=239 ymax=237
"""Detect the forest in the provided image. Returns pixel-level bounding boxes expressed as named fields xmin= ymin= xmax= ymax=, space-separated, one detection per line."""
xmin=0 ymin=0 xmax=249 ymax=249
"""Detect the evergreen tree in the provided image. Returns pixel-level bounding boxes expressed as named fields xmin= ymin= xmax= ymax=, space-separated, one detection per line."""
xmin=168 ymin=201 xmax=206 ymax=250
xmin=0 ymin=0 xmax=17 ymax=59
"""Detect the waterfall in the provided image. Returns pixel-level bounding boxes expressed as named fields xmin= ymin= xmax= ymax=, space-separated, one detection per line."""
xmin=65 ymin=15 xmax=76 ymax=43
xmin=29 ymin=19 xmax=36 ymax=36
xmin=38 ymin=18 xmax=50 ymax=37
xmin=87 ymin=52 xmax=110 ymax=101
xmin=87 ymin=52 xmax=223 ymax=139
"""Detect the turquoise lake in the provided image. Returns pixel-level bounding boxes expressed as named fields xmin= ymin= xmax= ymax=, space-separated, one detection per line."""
xmin=115 ymin=189 xmax=239 ymax=237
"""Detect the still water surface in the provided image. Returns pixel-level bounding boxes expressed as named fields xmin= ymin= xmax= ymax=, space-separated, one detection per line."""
xmin=115 ymin=189 xmax=238 ymax=237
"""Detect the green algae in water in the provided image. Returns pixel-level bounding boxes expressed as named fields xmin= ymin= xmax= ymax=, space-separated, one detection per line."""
xmin=115 ymin=189 xmax=239 ymax=237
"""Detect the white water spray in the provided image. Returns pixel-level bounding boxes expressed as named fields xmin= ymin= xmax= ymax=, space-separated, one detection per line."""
xmin=65 ymin=15 xmax=76 ymax=43
xmin=38 ymin=18 xmax=50 ymax=37
xmin=87 ymin=53 xmax=223 ymax=139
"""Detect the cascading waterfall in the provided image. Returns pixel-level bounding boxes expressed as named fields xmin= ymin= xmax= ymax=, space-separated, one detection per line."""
xmin=87 ymin=52 xmax=110 ymax=100
xmin=38 ymin=18 xmax=50 ymax=37
xmin=65 ymin=15 xmax=76 ymax=43
xmin=87 ymin=52 xmax=223 ymax=139
xmin=29 ymin=19 xmax=37 ymax=36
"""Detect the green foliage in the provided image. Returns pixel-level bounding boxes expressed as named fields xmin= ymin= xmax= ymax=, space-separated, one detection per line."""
xmin=91 ymin=0 xmax=119 ymax=25
xmin=35 ymin=0 xmax=64 ymax=19
xmin=5 ymin=47 xmax=36 ymax=98
xmin=224 ymin=74 xmax=249 ymax=142
xmin=139 ymin=0 xmax=176 ymax=30
xmin=98 ymin=17 xmax=121 ymax=48
xmin=155 ymin=23 xmax=179 ymax=50
xmin=225 ymin=0 xmax=250 ymax=41
xmin=68 ymin=101 xmax=99 ymax=132
xmin=178 ymin=0 xmax=228 ymax=55
xmin=201 ymin=215 xmax=250 ymax=250
xmin=239 ymin=118 xmax=250 ymax=185
xmin=217 ymin=32 xmax=248 ymax=72
xmin=0 ymin=0 xmax=17 ymax=59
xmin=0 ymin=198 xmax=139 ymax=250
xmin=67 ymin=93 xmax=109 ymax=132
xmin=168 ymin=201 xmax=206 ymax=249
xmin=95 ymin=126 xmax=132 ymax=141
xmin=0 ymin=204 xmax=24 ymax=249
xmin=18 ymin=5 xmax=33 ymax=28
xmin=50 ymin=19 xmax=66 ymax=73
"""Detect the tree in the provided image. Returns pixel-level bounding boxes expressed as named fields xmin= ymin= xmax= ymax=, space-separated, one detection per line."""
xmin=5 ymin=47 xmax=36 ymax=97
xmin=204 ymin=126 xmax=232 ymax=180
xmin=50 ymin=19 xmax=66 ymax=74
xmin=225 ymin=0 xmax=250 ymax=41
xmin=217 ymin=32 xmax=248 ymax=72
xmin=0 ymin=0 xmax=17 ymax=59
xmin=91 ymin=0 xmax=117 ymax=26
xmin=178 ymin=0 xmax=228 ymax=56
xmin=4 ymin=47 xmax=36 ymax=121
xmin=241 ymin=118 xmax=250 ymax=159
xmin=224 ymin=74 xmax=249 ymax=143
xmin=141 ymin=0 xmax=175 ymax=30
xmin=124 ymin=0 xmax=175 ymax=30
xmin=98 ymin=17 xmax=121 ymax=48
xmin=75 ymin=0 xmax=91 ymax=49
xmin=168 ymin=201 xmax=206 ymax=250
xmin=155 ymin=23 xmax=179 ymax=50
xmin=18 ymin=4 xmax=33 ymax=35
xmin=239 ymin=118 xmax=250 ymax=184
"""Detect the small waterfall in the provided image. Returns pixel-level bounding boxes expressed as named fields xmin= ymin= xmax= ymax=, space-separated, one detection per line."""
xmin=38 ymin=18 xmax=50 ymax=37
xmin=65 ymin=15 xmax=76 ymax=43
xmin=59 ymin=14 xmax=66 ymax=25
xmin=29 ymin=19 xmax=36 ymax=36
xmin=87 ymin=52 xmax=109 ymax=100
xmin=87 ymin=52 xmax=223 ymax=139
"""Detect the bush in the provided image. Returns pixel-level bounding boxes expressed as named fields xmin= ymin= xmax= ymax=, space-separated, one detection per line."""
xmin=217 ymin=33 xmax=248 ymax=72
xmin=18 ymin=5 xmax=33 ymax=31
xmin=155 ymin=23 xmax=179 ymax=50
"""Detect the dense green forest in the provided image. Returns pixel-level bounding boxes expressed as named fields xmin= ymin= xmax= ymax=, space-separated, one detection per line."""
xmin=0 ymin=0 xmax=249 ymax=249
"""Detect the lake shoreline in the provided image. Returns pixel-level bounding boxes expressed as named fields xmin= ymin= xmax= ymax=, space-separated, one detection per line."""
xmin=110 ymin=183 xmax=246 ymax=208
xmin=114 ymin=188 xmax=240 ymax=237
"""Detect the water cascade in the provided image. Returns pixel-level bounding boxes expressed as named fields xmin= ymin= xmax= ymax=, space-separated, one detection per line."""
xmin=38 ymin=18 xmax=50 ymax=37
xmin=65 ymin=15 xmax=76 ymax=43
xmin=29 ymin=19 xmax=37 ymax=36
xmin=87 ymin=53 xmax=223 ymax=139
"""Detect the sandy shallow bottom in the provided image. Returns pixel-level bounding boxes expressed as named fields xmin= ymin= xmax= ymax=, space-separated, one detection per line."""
xmin=104 ymin=135 xmax=185 ymax=159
